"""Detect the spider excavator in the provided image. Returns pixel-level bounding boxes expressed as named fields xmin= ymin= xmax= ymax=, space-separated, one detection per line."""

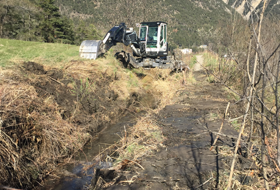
xmin=79 ymin=21 xmax=187 ymax=70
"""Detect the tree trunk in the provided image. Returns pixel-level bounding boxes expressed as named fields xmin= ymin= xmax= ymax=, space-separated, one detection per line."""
xmin=276 ymin=56 xmax=280 ymax=167
xmin=261 ymin=56 xmax=269 ymax=190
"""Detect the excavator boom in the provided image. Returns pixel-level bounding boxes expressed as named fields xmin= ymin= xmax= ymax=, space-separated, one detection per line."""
xmin=79 ymin=23 xmax=138 ymax=60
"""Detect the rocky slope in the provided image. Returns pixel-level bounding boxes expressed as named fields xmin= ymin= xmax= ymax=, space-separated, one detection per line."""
xmin=223 ymin=0 xmax=280 ymax=19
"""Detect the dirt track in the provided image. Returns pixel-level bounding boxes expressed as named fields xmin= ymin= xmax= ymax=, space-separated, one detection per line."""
xmin=102 ymin=55 xmax=256 ymax=190
xmin=193 ymin=55 xmax=203 ymax=72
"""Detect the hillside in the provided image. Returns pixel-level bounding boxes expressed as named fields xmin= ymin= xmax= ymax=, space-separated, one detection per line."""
xmin=54 ymin=0 xmax=236 ymax=48
xmin=223 ymin=0 xmax=280 ymax=19
xmin=1 ymin=0 xmax=279 ymax=49
xmin=0 ymin=0 xmax=101 ymax=45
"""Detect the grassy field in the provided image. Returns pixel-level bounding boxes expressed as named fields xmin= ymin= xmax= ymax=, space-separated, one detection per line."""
xmin=0 ymin=38 xmax=81 ymax=67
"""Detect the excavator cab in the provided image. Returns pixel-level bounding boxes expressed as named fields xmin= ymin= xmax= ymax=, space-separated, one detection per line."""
xmin=139 ymin=21 xmax=168 ymax=58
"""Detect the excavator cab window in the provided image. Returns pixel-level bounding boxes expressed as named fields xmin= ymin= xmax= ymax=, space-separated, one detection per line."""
xmin=160 ymin=25 xmax=164 ymax=47
xmin=164 ymin=25 xmax=167 ymax=42
xmin=140 ymin=26 xmax=147 ymax=41
xmin=160 ymin=24 xmax=167 ymax=48
xmin=139 ymin=22 xmax=167 ymax=49
xmin=147 ymin=26 xmax=158 ymax=47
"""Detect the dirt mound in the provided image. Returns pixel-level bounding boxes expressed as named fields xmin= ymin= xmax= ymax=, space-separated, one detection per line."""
xmin=23 ymin=61 xmax=46 ymax=75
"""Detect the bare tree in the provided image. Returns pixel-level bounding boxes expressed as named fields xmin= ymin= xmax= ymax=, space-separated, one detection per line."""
xmin=227 ymin=0 xmax=269 ymax=189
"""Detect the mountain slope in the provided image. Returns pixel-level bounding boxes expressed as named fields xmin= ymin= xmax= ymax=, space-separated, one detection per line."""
xmin=223 ymin=0 xmax=280 ymax=19
xmin=0 ymin=0 xmax=101 ymax=45
xmin=55 ymin=0 xmax=236 ymax=48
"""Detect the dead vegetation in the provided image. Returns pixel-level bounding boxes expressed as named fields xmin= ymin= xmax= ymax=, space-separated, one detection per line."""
xmin=0 ymin=49 xmax=191 ymax=188
xmin=0 ymin=57 xmax=127 ymax=188
xmin=0 ymin=70 xmax=89 ymax=187
xmin=202 ymin=2 xmax=280 ymax=188
xmin=115 ymin=115 xmax=163 ymax=164
xmin=88 ymin=115 xmax=166 ymax=189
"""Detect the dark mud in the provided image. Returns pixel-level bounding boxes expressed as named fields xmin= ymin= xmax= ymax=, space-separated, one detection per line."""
xmin=100 ymin=67 xmax=256 ymax=189
xmin=41 ymin=113 xmax=140 ymax=190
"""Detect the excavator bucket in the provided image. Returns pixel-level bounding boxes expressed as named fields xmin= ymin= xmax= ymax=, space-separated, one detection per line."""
xmin=79 ymin=40 xmax=102 ymax=60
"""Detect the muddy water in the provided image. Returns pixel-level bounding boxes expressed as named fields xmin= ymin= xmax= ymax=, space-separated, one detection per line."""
xmin=43 ymin=113 xmax=138 ymax=190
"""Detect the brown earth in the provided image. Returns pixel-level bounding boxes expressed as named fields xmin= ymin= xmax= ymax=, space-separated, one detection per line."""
xmin=93 ymin=57 xmax=258 ymax=190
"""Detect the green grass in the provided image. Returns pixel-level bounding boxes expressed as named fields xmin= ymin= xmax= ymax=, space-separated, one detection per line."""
xmin=126 ymin=144 xmax=145 ymax=154
xmin=0 ymin=38 xmax=81 ymax=67
xmin=127 ymin=71 xmax=139 ymax=87
xmin=151 ymin=131 xmax=163 ymax=142
xmin=203 ymin=52 xmax=219 ymax=68
xmin=207 ymin=75 xmax=215 ymax=83
xmin=209 ymin=112 xmax=218 ymax=120
xmin=189 ymin=55 xmax=197 ymax=69
xmin=231 ymin=120 xmax=239 ymax=131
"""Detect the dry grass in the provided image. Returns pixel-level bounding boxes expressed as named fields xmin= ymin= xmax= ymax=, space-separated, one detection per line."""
xmin=141 ymin=68 xmax=187 ymax=110
xmin=114 ymin=116 xmax=163 ymax=164
xmin=63 ymin=55 xmax=143 ymax=101
xmin=185 ymin=70 xmax=196 ymax=84
xmin=91 ymin=52 xmax=197 ymax=172
xmin=0 ymin=55 xmax=125 ymax=187
xmin=0 ymin=69 xmax=91 ymax=187
xmin=90 ymin=56 xmax=192 ymax=174
xmin=0 ymin=49 xmax=193 ymax=188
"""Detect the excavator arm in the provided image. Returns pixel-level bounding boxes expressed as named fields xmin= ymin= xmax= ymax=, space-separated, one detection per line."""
xmin=79 ymin=23 xmax=143 ymax=60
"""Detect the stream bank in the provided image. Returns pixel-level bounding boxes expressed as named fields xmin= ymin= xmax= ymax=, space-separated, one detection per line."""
xmin=0 ymin=54 xmax=258 ymax=189
xmin=0 ymin=55 xmax=181 ymax=189
xmin=88 ymin=55 xmax=259 ymax=190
